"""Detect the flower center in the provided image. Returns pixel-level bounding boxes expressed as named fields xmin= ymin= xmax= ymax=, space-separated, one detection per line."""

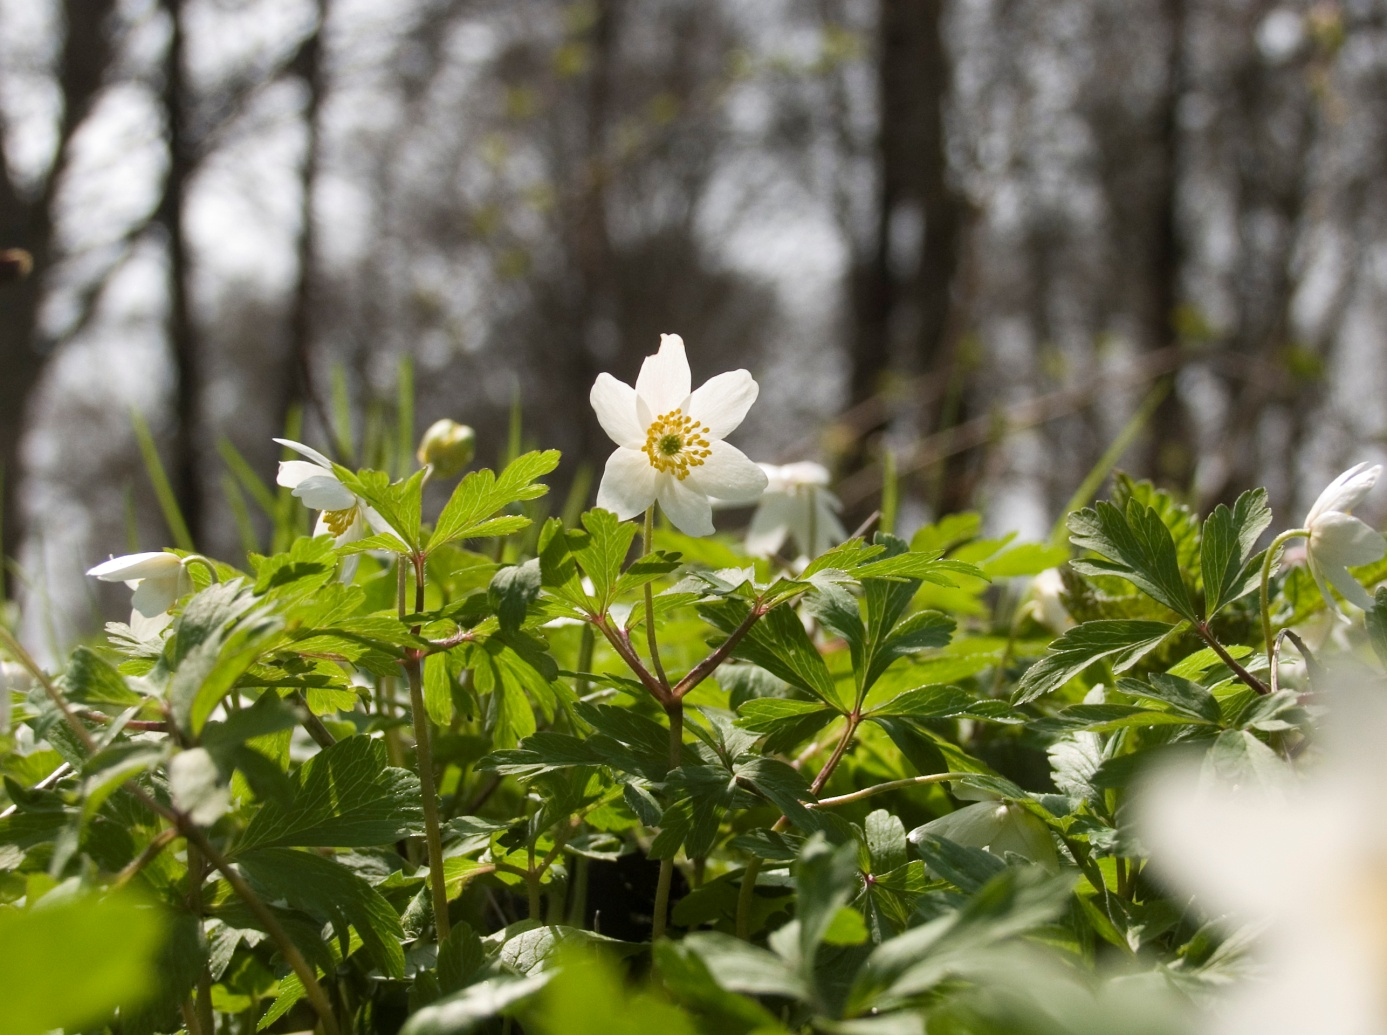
xmin=323 ymin=506 xmax=359 ymax=537
xmin=642 ymin=409 xmax=712 ymax=480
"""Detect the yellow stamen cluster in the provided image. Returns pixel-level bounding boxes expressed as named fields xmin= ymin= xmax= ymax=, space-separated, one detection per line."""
xmin=323 ymin=506 xmax=359 ymax=537
xmin=642 ymin=409 xmax=712 ymax=480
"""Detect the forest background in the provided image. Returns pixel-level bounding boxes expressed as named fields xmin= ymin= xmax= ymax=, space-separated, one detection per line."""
xmin=2 ymin=0 xmax=1382 ymax=651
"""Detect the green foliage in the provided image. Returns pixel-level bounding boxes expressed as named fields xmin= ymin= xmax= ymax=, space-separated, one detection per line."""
xmin=3 ymin=445 xmax=1367 ymax=1035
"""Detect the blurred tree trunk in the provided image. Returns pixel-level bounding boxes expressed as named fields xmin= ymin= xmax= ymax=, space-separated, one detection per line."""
xmin=1145 ymin=0 xmax=1193 ymax=490
xmin=281 ymin=0 xmax=329 ymax=444
xmin=0 ymin=0 xmax=118 ymax=578
xmin=157 ymin=0 xmax=202 ymax=544
xmin=846 ymin=0 xmax=965 ymax=508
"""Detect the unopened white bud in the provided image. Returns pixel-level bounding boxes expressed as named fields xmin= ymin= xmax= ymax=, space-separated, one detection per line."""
xmin=417 ymin=420 xmax=476 ymax=478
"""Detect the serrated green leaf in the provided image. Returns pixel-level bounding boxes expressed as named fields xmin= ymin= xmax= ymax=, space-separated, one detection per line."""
xmin=428 ymin=450 xmax=560 ymax=551
xmin=1200 ymin=488 xmax=1272 ymax=618
xmin=1012 ymin=620 xmax=1176 ymax=705
xmin=238 ymin=847 xmax=406 ymax=977
xmin=1068 ymin=501 xmax=1197 ymax=620
xmin=237 ymin=735 xmax=423 ymax=851
xmin=700 ymin=599 xmax=843 ymax=709
xmin=571 ymin=508 xmax=637 ymax=609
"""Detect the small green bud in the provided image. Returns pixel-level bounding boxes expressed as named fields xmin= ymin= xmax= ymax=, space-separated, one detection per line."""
xmin=417 ymin=419 xmax=476 ymax=477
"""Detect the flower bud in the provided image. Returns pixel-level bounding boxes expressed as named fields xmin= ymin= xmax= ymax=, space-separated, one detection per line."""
xmin=417 ymin=419 xmax=476 ymax=477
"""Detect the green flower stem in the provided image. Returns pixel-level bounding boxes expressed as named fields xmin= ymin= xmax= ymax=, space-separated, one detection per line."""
xmin=736 ymin=712 xmax=861 ymax=940
xmin=1261 ymin=527 xmax=1309 ymax=669
xmin=642 ymin=507 xmax=670 ymax=688
xmin=651 ymin=701 xmax=684 ymax=942
xmin=810 ymin=771 xmax=973 ymax=810
xmin=405 ymin=551 xmax=452 ymax=941
xmin=181 ymin=553 xmax=220 ymax=583
xmin=1195 ymin=622 xmax=1270 ymax=696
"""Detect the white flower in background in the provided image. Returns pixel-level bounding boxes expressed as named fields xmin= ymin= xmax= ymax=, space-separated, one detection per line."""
xmin=1138 ymin=688 xmax=1387 ymax=1035
xmin=1303 ymin=462 xmax=1385 ymax=613
xmin=742 ymin=461 xmax=846 ymax=562
xmin=1023 ymin=568 xmax=1072 ymax=633
xmin=86 ymin=551 xmax=192 ymax=635
xmin=909 ymin=785 xmax=1058 ymax=869
xmin=590 ymin=333 xmax=768 ymax=536
xmin=274 ymin=437 xmax=385 ymax=580
xmin=0 ymin=661 xmax=30 ymax=733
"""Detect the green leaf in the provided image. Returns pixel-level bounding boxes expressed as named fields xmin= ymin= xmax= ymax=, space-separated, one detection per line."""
xmin=734 ymin=755 xmax=819 ymax=832
xmin=0 ymin=891 xmax=165 ymax=1035
xmin=62 ymin=646 xmax=144 ymax=708
xmin=529 ymin=951 xmax=698 ymax=1035
xmin=335 ymin=467 xmax=426 ymax=552
xmin=1012 ymin=620 xmax=1177 ymax=705
xmin=428 ymin=450 xmax=560 ymax=551
xmin=237 ymin=847 xmax=406 ymax=977
xmin=490 ymin=560 xmax=542 ymax=634
xmin=654 ymin=940 xmax=787 ymax=1032
xmin=400 ymin=975 xmax=550 ymax=1035
xmin=1200 ymin=489 xmax=1272 ymax=618
xmin=680 ymin=931 xmax=809 ymax=1001
xmin=237 ymin=735 xmax=423 ymax=851
xmin=869 ymin=684 xmax=977 ymax=718
xmin=866 ymin=809 xmax=908 ymax=874
xmin=424 ymin=653 xmax=455 ymax=726
xmin=167 ymin=581 xmax=283 ymax=736
xmin=1202 ymin=730 xmax=1285 ymax=789
xmin=570 ymin=508 xmax=637 ymax=609
xmin=700 ymin=599 xmax=843 ymax=709
xmin=1068 ymin=501 xmax=1197 ymax=620
xmin=794 ymin=835 xmax=861 ymax=975
xmin=1367 ymin=587 xmax=1387 ymax=669
xmin=1116 ymin=673 xmax=1222 ymax=724
xmin=734 ymin=698 xmax=837 ymax=753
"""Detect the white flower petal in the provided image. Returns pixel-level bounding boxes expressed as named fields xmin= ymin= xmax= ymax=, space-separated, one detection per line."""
xmin=687 ymin=369 xmax=758 ymax=439
xmin=1306 ymin=462 xmax=1381 ymax=526
xmin=130 ymin=573 xmax=183 ymax=618
xmin=657 ymin=473 xmax=715 ymax=536
xmin=634 ymin=334 xmax=692 ymax=416
xmin=276 ymin=459 xmax=330 ymax=490
xmin=87 ymin=552 xmax=183 ymax=581
xmin=1310 ymin=511 xmax=1387 ymax=568
xmin=744 ymin=495 xmax=793 ymax=558
xmin=337 ymin=552 xmax=361 ymax=584
xmin=130 ymin=609 xmax=174 ymax=637
xmin=1307 ymin=555 xmax=1349 ymax=620
xmin=810 ymin=493 xmax=847 ymax=556
xmin=590 ymin=373 xmax=645 ymax=449
xmin=595 ymin=447 xmax=659 ymax=520
xmin=1323 ymin=559 xmax=1376 ymax=612
xmin=687 ymin=440 xmax=767 ymax=505
xmin=361 ymin=505 xmax=390 ymax=535
xmin=274 ymin=437 xmax=335 ymax=470
xmin=290 ymin=473 xmax=357 ymax=512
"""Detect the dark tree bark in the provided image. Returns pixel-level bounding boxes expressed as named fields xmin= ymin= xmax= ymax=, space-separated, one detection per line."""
xmin=157 ymin=0 xmax=202 ymax=543
xmin=0 ymin=0 xmax=118 ymax=576
xmin=281 ymin=0 xmax=331 ymax=444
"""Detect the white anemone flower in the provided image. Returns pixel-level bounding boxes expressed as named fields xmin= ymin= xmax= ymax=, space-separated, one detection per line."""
xmin=1138 ymin=688 xmax=1387 ymax=1035
xmin=742 ymin=461 xmax=846 ymax=562
xmin=86 ymin=551 xmax=192 ymax=634
xmin=1303 ymin=462 xmax=1385 ymax=613
xmin=590 ymin=333 xmax=768 ymax=536
xmin=1023 ymin=568 xmax=1072 ymax=633
xmin=274 ymin=438 xmax=385 ymax=581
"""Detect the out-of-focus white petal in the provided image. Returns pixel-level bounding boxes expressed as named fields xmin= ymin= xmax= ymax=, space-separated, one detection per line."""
xmin=1309 ymin=511 xmax=1387 ymax=568
xmin=687 ymin=369 xmax=758 ymax=439
xmin=129 ymin=609 xmax=174 ymax=637
xmin=273 ymin=437 xmax=335 ymax=470
xmin=687 ymin=440 xmax=767 ymax=504
xmin=596 ymin=448 xmax=659 ymax=519
xmin=129 ymin=573 xmax=184 ymax=618
xmin=1305 ymin=463 xmax=1381 ymax=527
xmin=87 ymin=552 xmax=183 ymax=581
xmin=634 ymin=334 xmax=691 ymax=415
xmin=590 ymin=373 xmax=645 ymax=448
xmin=289 ymin=473 xmax=357 ymax=512
xmin=657 ymin=472 xmax=715 ymax=536
xmin=1323 ymin=559 xmax=1376 ymax=612
xmin=276 ymin=459 xmax=329 ymax=490
xmin=744 ymin=495 xmax=795 ymax=558
xmin=810 ymin=493 xmax=847 ymax=556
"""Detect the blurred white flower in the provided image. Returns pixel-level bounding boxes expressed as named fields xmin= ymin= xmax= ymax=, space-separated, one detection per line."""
xmin=1138 ymin=689 xmax=1387 ymax=1035
xmin=0 ymin=660 xmax=30 ymax=733
xmin=590 ymin=333 xmax=767 ymax=537
xmin=86 ymin=551 xmax=192 ymax=635
xmin=909 ymin=785 xmax=1058 ymax=869
xmin=742 ymin=461 xmax=846 ymax=562
xmin=1023 ymin=568 xmax=1072 ymax=632
xmin=275 ymin=437 xmax=386 ymax=581
xmin=1303 ymin=462 xmax=1385 ymax=613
